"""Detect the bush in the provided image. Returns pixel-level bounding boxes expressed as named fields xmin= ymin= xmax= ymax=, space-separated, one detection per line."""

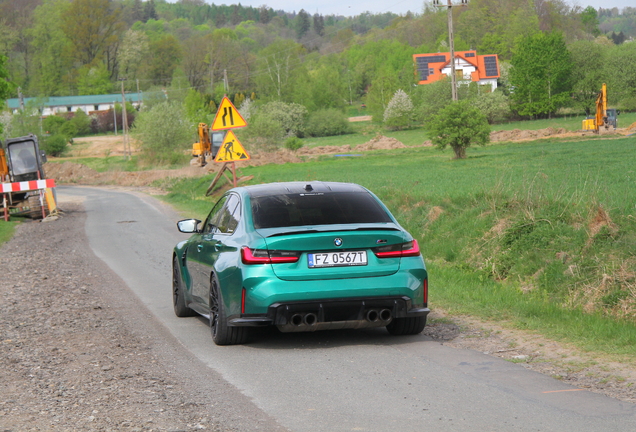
xmin=284 ymin=136 xmax=304 ymax=151
xmin=43 ymin=115 xmax=66 ymax=135
xmin=471 ymin=90 xmax=512 ymax=124
xmin=131 ymin=101 xmax=193 ymax=164
xmin=383 ymin=89 xmax=414 ymax=130
xmin=70 ymin=109 xmax=92 ymax=136
xmin=240 ymin=114 xmax=284 ymax=151
xmin=260 ymin=101 xmax=308 ymax=137
xmin=41 ymin=134 xmax=67 ymax=157
xmin=305 ymin=109 xmax=352 ymax=137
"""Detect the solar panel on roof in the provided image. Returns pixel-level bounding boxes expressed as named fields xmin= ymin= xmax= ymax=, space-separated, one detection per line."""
xmin=484 ymin=56 xmax=498 ymax=77
xmin=415 ymin=55 xmax=447 ymax=81
xmin=464 ymin=52 xmax=475 ymax=57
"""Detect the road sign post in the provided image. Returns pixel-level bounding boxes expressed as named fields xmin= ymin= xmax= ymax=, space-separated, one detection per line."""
xmin=207 ymin=97 xmax=250 ymax=193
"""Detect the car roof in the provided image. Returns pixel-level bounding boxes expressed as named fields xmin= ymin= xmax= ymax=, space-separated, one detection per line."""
xmin=241 ymin=181 xmax=369 ymax=198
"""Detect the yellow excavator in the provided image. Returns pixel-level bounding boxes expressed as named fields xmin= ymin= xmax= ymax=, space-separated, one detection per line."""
xmin=582 ymin=83 xmax=618 ymax=133
xmin=192 ymin=123 xmax=225 ymax=167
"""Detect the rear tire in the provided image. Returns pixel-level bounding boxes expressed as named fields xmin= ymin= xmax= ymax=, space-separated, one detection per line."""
xmin=172 ymin=257 xmax=196 ymax=317
xmin=209 ymin=276 xmax=249 ymax=345
xmin=386 ymin=316 xmax=427 ymax=336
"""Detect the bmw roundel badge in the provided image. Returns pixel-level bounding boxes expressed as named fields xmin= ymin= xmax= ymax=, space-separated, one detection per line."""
xmin=334 ymin=238 xmax=343 ymax=247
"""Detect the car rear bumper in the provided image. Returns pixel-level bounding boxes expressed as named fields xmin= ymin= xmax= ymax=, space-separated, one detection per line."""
xmin=228 ymin=296 xmax=429 ymax=332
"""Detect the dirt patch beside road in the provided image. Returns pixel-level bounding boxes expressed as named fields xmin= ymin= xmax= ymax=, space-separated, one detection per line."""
xmin=0 ymin=201 xmax=288 ymax=431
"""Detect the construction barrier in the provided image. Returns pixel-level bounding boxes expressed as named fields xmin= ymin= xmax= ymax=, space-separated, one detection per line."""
xmin=1 ymin=179 xmax=57 ymax=221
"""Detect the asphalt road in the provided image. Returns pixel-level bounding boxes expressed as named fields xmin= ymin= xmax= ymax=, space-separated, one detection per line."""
xmin=59 ymin=186 xmax=636 ymax=432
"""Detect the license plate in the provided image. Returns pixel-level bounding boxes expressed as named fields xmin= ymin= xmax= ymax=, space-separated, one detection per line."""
xmin=307 ymin=251 xmax=368 ymax=268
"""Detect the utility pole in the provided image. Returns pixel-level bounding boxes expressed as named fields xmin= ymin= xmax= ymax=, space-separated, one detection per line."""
xmin=120 ymin=78 xmax=130 ymax=160
xmin=113 ymin=101 xmax=117 ymax=136
xmin=434 ymin=0 xmax=469 ymax=101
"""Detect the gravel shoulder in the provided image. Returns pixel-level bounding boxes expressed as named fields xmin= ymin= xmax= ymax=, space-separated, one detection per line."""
xmin=1 ymin=192 xmax=635 ymax=431
xmin=0 ymin=202 xmax=288 ymax=432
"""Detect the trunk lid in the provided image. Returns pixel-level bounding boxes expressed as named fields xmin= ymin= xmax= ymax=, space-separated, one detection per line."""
xmin=258 ymin=225 xmax=405 ymax=281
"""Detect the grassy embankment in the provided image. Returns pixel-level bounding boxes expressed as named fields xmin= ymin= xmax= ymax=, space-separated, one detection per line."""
xmin=162 ymin=131 xmax=636 ymax=359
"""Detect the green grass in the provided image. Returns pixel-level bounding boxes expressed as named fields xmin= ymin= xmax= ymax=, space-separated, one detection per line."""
xmin=162 ymin=134 xmax=636 ymax=358
xmin=0 ymin=219 xmax=18 ymax=247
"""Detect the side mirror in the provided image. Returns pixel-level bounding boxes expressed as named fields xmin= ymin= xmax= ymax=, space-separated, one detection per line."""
xmin=40 ymin=150 xmax=47 ymax=163
xmin=177 ymin=219 xmax=201 ymax=233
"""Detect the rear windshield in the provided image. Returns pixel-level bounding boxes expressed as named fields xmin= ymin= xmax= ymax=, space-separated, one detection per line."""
xmin=251 ymin=192 xmax=392 ymax=229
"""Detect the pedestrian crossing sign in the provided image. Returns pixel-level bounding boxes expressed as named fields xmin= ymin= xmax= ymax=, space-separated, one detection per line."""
xmin=214 ymin=130 xmax=250 ymax=163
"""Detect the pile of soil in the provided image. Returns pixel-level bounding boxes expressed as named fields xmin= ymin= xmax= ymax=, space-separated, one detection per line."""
xmin=46 ymin=161 xmax=211 ymax=188
xmin=490 ymin=127 xmax=569 ymax=142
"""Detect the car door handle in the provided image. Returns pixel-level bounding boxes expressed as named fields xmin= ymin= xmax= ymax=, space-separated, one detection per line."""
xmin=197 ymin=244 xmax=203 ymax=252
xmin=214 ymin=243 xmax=222 ymax=251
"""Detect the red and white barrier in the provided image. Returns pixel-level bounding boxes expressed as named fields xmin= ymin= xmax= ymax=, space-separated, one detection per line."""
xmin=1 ymin=178 xmax=56 ymax=193
xmin=1 ymin=178 xmax=56 ymax=221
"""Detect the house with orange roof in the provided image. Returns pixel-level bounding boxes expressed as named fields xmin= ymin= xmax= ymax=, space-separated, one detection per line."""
xmin=413 ymin=50 xmax=500 ymax=92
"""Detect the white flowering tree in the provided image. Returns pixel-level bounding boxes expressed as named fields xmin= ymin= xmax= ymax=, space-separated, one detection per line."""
xmin=383 ymin=89 xmax=414 ymax=130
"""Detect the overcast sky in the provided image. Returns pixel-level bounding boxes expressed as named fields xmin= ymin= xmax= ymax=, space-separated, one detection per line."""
xmin=165 ymin=0 xmax=635 ymax=17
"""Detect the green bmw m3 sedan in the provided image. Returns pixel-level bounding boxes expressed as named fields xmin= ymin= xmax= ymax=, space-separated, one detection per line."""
xmin=173 ymin=181 xmax=429 ymax=345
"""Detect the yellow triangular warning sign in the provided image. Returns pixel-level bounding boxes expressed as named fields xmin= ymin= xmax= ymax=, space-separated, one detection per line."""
xmin=214 ymin=130 xmax=250 ymax=163
xmin=211 ymin=96 xmax=248 ymax=131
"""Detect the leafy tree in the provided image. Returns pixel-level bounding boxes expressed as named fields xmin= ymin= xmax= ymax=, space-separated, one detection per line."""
xmin=580 ymin=6 xmax=601 ymax=37
xmin=148 ymin=35 xmax=182 ymax=86
xmin=569 ymin=40 xmax=606 ymax=115
xmin=183 ymin=88 xmax=209 ymax=123
xmin=383 ymin=89 xmax=414 ymax=130
xmin=118 ymin=29 xmax=150 ymax=84
xmin=77 ymin=64 xmax=112 ymax=95
xmin=413 ymin=79 xmax=452 ymax=124
xmin=365 ymin=68 xmax=400 ymax=122
xmin=27 ymin=0 xmax=73 ymax=96
xmin=61 ymin=0 xmax=125 ymax=69
xmin=132 ymin=101 xmax=193 ymax=165
xmin=509 ymin=32 xmax=572 ymax=118
xmin=0 ymin=54 xmax=10 ymax=135
xmin=604 ymin=42 xmax=636 ymax=110
xmin=254 ymin=39 xmax=306 ymax=102
xmin=426 ymin=100 xmax=490 ymax=159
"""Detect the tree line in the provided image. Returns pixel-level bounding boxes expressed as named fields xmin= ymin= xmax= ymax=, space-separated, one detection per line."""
xmin=1 ymin=0 xmax=636 ymax=143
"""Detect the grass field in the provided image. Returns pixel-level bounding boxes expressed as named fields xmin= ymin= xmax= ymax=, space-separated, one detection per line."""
xmin=163 ymin=134 xmax=636 ymax=357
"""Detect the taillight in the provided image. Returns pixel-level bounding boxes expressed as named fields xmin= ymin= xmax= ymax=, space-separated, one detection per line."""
xmin=241 ymin=247 xmax=300 ymax=264
xmin=374 ymin=240 xmax=421 ymax=258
